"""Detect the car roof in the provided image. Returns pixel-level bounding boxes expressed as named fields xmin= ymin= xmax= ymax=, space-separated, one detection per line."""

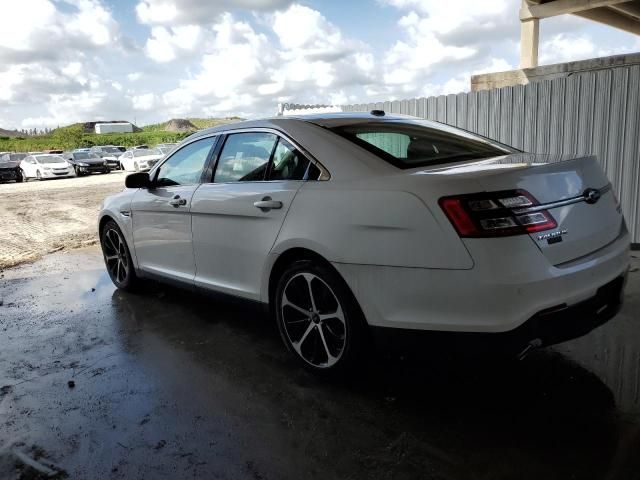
xmin=188 ymin=112 xmax=416 ymax=140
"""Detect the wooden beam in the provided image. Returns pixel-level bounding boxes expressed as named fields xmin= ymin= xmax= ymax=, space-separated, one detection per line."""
xmin=520 ymin=18 xmax=540 ymax=68
xmin=520 ymin=0 xmax=630 ymax=20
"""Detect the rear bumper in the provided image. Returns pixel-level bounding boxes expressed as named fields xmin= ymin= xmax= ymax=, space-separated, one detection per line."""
xmin=333 ymin=227 xmax=630 ymax=333
xmin=370 ymin=273 xmax=626 ymax=354
xmin=77 ymin=165 xmax=108 ymax=173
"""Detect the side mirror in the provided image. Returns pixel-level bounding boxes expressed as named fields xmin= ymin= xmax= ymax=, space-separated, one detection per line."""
xmin=125 ymin=172 xmax=151 ymax=189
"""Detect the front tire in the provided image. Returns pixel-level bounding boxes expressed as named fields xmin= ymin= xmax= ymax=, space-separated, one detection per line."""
xmin=275 ymin=261 xmax=367 ymax=375
xmin=100 ymin=220 xmax=140 ymax=292
xmin=36 ymin=170 xmax=42 ymax=180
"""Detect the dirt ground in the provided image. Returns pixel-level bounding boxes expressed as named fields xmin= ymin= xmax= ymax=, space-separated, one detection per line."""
xmin=0 ymin=247 xmax=639 ymax=479
xmin=0 ymin=173 xmax=125 ymax=269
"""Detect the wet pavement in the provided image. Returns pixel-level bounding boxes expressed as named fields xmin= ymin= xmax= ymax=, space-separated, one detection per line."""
xmin=0 ymin=247 xmax=639 ymax=480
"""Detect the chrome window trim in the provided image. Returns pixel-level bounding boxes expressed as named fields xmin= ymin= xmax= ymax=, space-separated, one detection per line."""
xmin=210 ymin=127 xmax=331 ymax=182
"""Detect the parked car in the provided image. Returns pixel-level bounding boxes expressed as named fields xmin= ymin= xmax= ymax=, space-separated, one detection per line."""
xmin=63 ymin=151 xmax=110 ymax=175
xmin=20 ymin=154 xmax=75 ymax=180
xmin=99 ymin=112 xmax=630 ymax=374
xmin=0 ymin=153 xmax=27 ymax=183
xmin=156 ymin=143 xmax=178 ymax=156
xmin=118 ymin=148 xmax=163 ymax=172
xmin=90 ymin=145 xmax=125 ymax=169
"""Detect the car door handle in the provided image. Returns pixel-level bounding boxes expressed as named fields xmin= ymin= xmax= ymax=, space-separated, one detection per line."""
xmin=169 ymin=195 xmax=187 ymax=207
xmin=254 ymin=197 xmax=283 ymax=211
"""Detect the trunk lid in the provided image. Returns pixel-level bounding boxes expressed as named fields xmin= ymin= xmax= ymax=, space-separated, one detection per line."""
xmin=416 ymin=153 xmax=623 ymax=265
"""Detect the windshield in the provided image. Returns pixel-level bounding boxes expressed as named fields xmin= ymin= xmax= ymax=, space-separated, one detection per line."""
xmin=74 ymin=152 xmax=100 ymax=160
xmin=102 ymin=147 xmax=121 ymax=154
xmin=330 ymin=120 xmax=516 ymax=169
xmin=0 ymin=153 xmax=26 ymax=163
xmin=133 ymin=149 xmax=160 ymax=157
xmin=36 ymin=155 xmax=65 ymax=164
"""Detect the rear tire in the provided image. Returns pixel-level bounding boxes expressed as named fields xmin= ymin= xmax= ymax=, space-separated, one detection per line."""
xmin=275 ymin=260 xmax=368 ymax=376
xmin=100 ymin=220 xmax=140 ymax=292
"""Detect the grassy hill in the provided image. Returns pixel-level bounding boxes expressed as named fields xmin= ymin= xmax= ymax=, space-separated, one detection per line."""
xmin=0 ymin=117 xmax=242 ymax=152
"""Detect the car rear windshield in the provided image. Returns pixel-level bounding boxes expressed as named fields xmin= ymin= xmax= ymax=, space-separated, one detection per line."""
xmin=36 ymin=155 xmax=65 ymax=164
xmin=102 ymin=147 xmax=121 ymax=153
xmin=329 ymin=121 xmax=515 ymax=169
xmin=9 ymin=153 xmax=26 ymax=161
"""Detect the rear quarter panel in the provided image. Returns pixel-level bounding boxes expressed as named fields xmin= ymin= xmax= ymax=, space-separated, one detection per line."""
xmin=272 ymin=178 xmax=474 ymax=270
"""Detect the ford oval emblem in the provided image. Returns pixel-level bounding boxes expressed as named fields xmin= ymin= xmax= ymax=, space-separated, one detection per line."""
xmin=583 ymin=188 xmax=601 ymax=204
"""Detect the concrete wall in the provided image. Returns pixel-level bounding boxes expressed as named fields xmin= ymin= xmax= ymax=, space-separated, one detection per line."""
xmin=342 ymin=63 xmax=640 ymax=243
xmin=471 ymin=52 xmax=640 ymax=91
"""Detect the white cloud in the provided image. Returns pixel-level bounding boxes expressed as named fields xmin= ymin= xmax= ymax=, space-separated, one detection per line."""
xmin=2 ymin=0 xmax=640 ymax=130
xmin=135 ymin=0 xmax=293 ymax=25
xmin=145 ymin=25 xmax=204 ymax=62
xmin=131 ymin=93 xmax=157 ymax=111
xmin=539 ymin=33 xmax=596 ymax=64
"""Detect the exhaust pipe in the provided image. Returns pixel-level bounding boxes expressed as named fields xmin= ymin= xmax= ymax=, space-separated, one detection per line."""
xmin=517 ymin=338 xmax=543 ymax=361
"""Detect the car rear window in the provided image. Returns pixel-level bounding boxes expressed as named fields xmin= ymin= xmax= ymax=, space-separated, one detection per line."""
xmin=329 ymin=121 xmax=515 ymax=169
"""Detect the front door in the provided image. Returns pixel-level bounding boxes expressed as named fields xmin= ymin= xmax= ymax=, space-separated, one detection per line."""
xmin=191 ymin=132 xmax=315 ymax=300
xmin=131 ymin=136 xmax=217 ymax=283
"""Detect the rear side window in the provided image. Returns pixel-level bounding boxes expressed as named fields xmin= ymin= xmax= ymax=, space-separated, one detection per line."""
xmin=214 ymin=133 xmax=277 ymax=182
xmin=331 ymin=121 xmax=514 ymax=169
xmin=267 ymin=138 xmax=313 ymax=181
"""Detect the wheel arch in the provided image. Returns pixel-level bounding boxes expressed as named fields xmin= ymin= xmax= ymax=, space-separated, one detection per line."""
xmin=98 ymin=211 xmax=139 ymax=271
xmin=266 ymin=247 xmax=363 ymax=321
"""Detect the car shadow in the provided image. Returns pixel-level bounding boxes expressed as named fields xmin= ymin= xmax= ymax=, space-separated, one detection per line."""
xmin=109 ymin=283 xmax=633 ymax=480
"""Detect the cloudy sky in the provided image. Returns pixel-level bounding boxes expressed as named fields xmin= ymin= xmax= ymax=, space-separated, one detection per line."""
xmin=1 ymin=0 xmax=638 ymax=130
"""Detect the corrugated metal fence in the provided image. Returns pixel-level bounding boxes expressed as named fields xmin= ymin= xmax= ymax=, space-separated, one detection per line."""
xmin=341 ymin=65 xmax=640 ymax=243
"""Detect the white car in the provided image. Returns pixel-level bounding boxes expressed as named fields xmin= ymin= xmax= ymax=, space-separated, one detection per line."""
xmin=20 ymin=154 xmax=75 ymax=180
xmin=118 ymin=148 xmax=163 ymax=172
xmin=98 ymin=112 xmax=630 ymax=374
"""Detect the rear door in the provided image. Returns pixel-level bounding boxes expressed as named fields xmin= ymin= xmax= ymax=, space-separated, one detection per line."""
xmin=191 ymin=131 xmax=316 ymax=300
xmin=131 ymin=136 xmax=218 ymax=283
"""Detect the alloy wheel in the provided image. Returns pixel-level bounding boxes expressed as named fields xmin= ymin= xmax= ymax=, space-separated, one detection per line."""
xmin=281 ymin=272 xmax=347 ymax=368
xmin=103 ymin=228 xmax=129 ymax=284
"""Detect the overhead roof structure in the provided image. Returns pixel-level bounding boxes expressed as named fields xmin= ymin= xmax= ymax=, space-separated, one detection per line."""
xmin=520 ymin=0 xmax=640 ymax=68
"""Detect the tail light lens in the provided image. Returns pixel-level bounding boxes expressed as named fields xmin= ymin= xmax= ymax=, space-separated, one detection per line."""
xmin=439 ymin=190 xmax=556 ymax=238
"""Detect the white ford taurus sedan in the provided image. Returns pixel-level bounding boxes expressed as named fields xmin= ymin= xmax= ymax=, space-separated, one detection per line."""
xmin=98 ymin=112 xmax=630 ymax=373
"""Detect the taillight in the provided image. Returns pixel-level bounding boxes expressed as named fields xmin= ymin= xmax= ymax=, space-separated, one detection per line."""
xmin=439 ymin=190 xmax=557 ymax=238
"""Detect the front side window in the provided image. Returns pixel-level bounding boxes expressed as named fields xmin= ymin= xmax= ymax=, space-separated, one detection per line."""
xmin=330 ymin=121 xmax=515 ymax=169
xmin=214 ymin=132 xmax=277 ymax=183
xmin=267 ymin=138 xmax=313 ymax=181
xmin=155 ymin=137 xmax=216 ymax=187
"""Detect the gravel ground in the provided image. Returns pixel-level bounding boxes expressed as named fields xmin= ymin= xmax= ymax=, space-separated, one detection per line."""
xmin=0 ymin=172 xmax=125 ymax=269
